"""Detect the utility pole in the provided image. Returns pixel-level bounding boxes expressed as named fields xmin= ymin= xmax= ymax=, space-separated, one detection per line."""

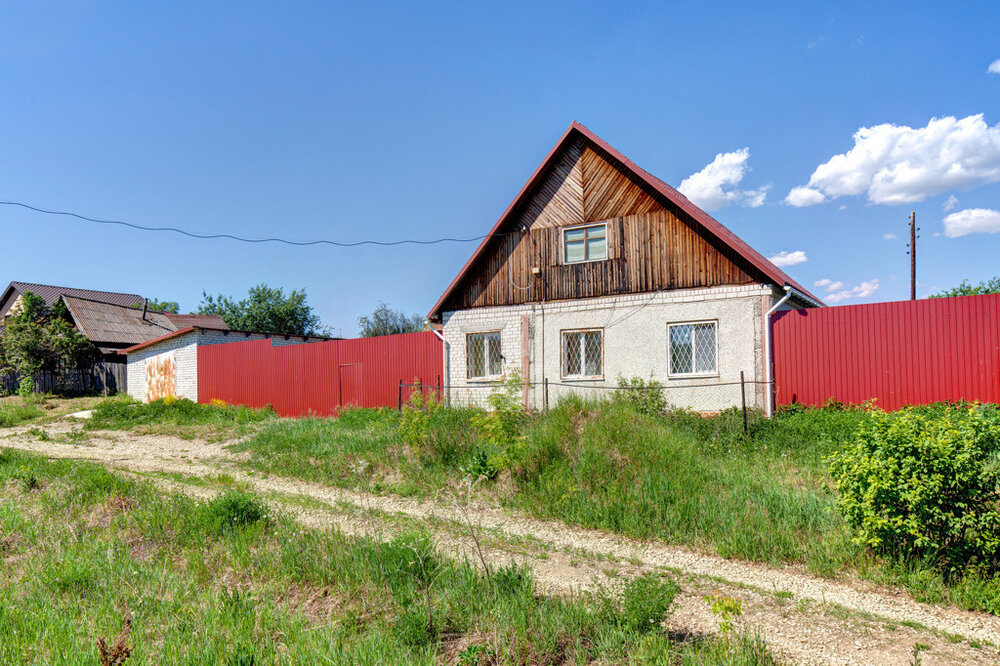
xmin=906 ymin=211 xmax=919 ymax=300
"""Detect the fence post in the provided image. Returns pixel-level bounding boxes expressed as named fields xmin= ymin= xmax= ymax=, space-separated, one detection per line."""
xmin=740 ymin=371 xmax=748 ymax=438
xmin=543 ymin=378 xmax=549 ymax=411
xmin=397 ymin=379 xmax=403 ymax=411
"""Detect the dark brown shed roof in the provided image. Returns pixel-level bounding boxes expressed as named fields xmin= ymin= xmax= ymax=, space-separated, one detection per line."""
xmin=163 ymin=313 xmax=229 ymax=329
xmin=61 ymin=296 xmax=176 ymax=346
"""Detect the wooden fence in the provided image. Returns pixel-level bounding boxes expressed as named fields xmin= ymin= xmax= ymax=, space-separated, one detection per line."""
xmin=1 ymin=360 xmax=126 ymax=396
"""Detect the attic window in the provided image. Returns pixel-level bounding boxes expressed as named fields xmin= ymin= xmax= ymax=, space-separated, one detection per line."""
xmin=563 ymin=223 xmax=607 ymax=264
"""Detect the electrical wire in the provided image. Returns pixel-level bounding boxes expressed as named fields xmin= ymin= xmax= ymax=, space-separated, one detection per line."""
xmin=0 ymin=199 xmax=517 ymax=248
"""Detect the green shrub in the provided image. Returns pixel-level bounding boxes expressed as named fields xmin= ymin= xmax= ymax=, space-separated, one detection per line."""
xmin=470 ymin=371 xmax=527 ymax=450
xmin=828 ymin=405 xmax=1000 ymax=575
xmin=600 ymin=573 xmax=679 ymax=633
xmin=612 ymin=376 xmax=666 ymax=417
xmin=205 ymin=492 xmax=269 ymax=535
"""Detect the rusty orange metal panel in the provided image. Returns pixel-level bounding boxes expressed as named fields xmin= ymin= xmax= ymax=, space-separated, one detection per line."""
xmin=145 ymin=351 xmax=175 ymax=402
xmin=196 ymin=332 xmax=442 ymax=417
xmin=773 ymin=294 xmax=1000 ymax=410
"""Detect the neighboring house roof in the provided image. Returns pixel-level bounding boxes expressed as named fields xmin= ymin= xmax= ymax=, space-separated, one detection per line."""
xmin=119 ymin=326 xmax=334 ymax=355
xmin=4 ymin=281 xmax=144 ymax=308
xmin=428 ymin=122 xmax=821 ymax=319
xmin=61 ymin=296 xmax=176 ymax=347
xmin=59 ymin=297 xmax=233 ymax=355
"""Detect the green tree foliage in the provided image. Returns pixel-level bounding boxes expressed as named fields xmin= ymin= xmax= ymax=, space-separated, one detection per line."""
xmin=931 ymin=276 xmax=1000 ymax=298
xmin=197 ymin=283 xmax=326 ymax=336
xmin=828 ymin=405 xmax=1000 ymax=575
xmin=357 ymin=301 xmax=424 ymax=337
xmin=130 ymin=298 xmax=181 ymax=313
xmin=0 ymin=292 xmax=97 ymax=392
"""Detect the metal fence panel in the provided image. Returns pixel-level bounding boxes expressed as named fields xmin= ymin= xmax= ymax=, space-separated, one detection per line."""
xmin=197 ymin=331 xmax=443 ymax=416
xmin=772 ymin=294 xmax=1000 ymax=410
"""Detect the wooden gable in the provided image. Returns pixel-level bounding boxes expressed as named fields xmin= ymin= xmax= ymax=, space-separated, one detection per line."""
xmin=438 ymin=134 xmax=765 ymax=313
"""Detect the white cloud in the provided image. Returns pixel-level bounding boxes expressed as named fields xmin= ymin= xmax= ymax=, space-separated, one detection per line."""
xmin=943 ymin=194 xmax=959 ymax=212
xmin=883 ymin=232 xmax=898 ymax=240
xmin=943 ymin=208 xmax=1000 ymax=238
xmin=990 ymin=59 xmax=1000 ymax=75
xmin=813 ymin=278 xmax=844 ymax=292
xmin=815 ymin=278 xmax=880 ymax=303
xmin=785 ymin=185 xmax=826 ymax=207
xmin=785 ymin=114 xmax=1000 ymax=206
xmin=678 ymin=148 xmax=770 ymax=211
xmin=768 ymin=250 xmax=808 ymax=267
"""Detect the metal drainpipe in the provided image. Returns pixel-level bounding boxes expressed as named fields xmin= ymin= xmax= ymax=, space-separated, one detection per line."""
xmin=428 ymin=325 xmax=449 ymax=404
xmin=764 ymin=285 xmax=793 ymax=417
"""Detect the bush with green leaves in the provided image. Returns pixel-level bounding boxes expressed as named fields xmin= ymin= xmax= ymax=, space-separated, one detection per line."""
xmin=205 ymin=491 xmax=269 ymax=535
xmin=828 ymin=405 xmax=1000 ymax=575
xmin=612 ymin=376 xmax=666 ymax=416
xmin=470 ymin=370 xmax=527 ymax=448
xmin=599 ymin=572 xmax=679 ymax=633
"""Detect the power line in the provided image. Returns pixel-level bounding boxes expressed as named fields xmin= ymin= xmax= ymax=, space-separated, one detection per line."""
xmin=0 ymin=199 xmax=512 ymax=247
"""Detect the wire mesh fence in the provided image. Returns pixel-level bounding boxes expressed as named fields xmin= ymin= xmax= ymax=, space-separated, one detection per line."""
xmin=398 ymin=373 xmax=773 ymax=420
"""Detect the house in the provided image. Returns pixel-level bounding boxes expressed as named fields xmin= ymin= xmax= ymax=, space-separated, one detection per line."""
xmin=0 ymin=281 xmax=227 ymax=393
xmin=0 ymin=281 xmax=145 ymax=319
xmin=120 ymin=326 xmax=331 ymax=403
xmin=427 ymin=123 xmax=822 ymax=413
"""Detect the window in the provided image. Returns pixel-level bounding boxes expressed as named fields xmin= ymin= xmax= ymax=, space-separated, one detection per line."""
xmin=467 ymin=331 xmax=502 ymax=379
xmin=668 ymin=322 xmax=717 ymax=376
xmin=563 ymin=223 xmax=607 ymax=264
xmin=562 ymin=329 xmax=603 ymax=378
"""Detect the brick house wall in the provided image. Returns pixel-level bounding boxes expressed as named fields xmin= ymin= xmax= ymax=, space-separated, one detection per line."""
xmin=441 ymin=284 xmax=778 ymax=411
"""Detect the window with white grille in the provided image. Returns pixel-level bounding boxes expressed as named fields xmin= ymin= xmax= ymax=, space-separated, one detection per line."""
xmin=563 ymin=223 xmax=607 ymax=264
xmin=467 ymin=331 xmax=502 ymax=379
xmin=668 ymin=322 xmax=717 ymax=376
xmin=562 ymin=329 xmax=603 ymax=379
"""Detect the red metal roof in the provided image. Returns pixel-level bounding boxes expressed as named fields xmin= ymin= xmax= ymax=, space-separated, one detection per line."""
xmin=428 ymin=122 xmax=821 ymax=319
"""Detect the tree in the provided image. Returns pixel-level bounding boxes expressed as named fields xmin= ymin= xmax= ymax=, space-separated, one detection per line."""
xmin=0 ymin=292 xmax=97 ymax=393
xmin=357 ymin=301 xmax=425 ymax=337
xmin=931 ymin=276 xmax=1000 ymax=298
xmin=197 ymin=283 xmax=326 ymax=336
xmin=130 ymin=298 xmax=181 ymax=313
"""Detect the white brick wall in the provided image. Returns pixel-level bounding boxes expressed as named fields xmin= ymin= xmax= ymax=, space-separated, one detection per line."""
xmin=441 ymin=284 xmax=785 ymax=411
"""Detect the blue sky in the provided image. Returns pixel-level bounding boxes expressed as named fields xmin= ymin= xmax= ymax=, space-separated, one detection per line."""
xmin=2 ymin=1 xmax=999 ymax=334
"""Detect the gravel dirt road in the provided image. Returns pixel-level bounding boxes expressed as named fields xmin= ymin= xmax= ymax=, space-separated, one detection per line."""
xmin=3 ymin=421 xmax=999 ymax=665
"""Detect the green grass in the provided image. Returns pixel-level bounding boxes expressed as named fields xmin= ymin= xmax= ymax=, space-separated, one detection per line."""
xmin=85 ymin=396 xmax=276 ymax=439
xmin=0 ymin=401 xmax=43 ymax=427
xmin=0 ymin=448 xmax=774 ymax=664
xmin=226 ymin=398 xmax=1000 ymax=616
xmin=77 ymin=394 xmax=1000 ymax=617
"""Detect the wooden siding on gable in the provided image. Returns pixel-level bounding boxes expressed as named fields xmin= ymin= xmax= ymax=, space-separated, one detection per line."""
xmin=441 ymin=137 xmax=760 ymax=312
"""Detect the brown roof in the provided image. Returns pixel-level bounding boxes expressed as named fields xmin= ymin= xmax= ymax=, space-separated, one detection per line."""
xmin=163 ymin=313 xmax=229 ymax=329
xmin=6 ymin=281 xmax=144 ymax=308
xmin=119 ymin=326 xmax=333 ymax=354
xmin=61 ymin=296 xmax=177 ymax=346
xmin=428 ymin=122 xmax=822 ymax=319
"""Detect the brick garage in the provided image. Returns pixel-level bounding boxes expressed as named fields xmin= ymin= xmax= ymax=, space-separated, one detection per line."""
xmin=121 ymin=327 xmax=327 ymax=403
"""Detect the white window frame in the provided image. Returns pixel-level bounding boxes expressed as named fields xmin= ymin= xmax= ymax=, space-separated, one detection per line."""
xmin=466 ymin=330 xmax=503 ymax=381
xmin=561 ymin=222 xmax=608 ymax=265
xmin=560 ymin=328 xmax=605 ymax=380
xmin=667 ymin=320 xmax=719 ymax=378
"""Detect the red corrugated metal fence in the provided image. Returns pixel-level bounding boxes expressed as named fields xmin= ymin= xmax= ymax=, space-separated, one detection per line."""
xmin=773 ymin=294 xmax=1000 ymax=410
xmin=197 ymin=331 xmax=442 ymax=416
